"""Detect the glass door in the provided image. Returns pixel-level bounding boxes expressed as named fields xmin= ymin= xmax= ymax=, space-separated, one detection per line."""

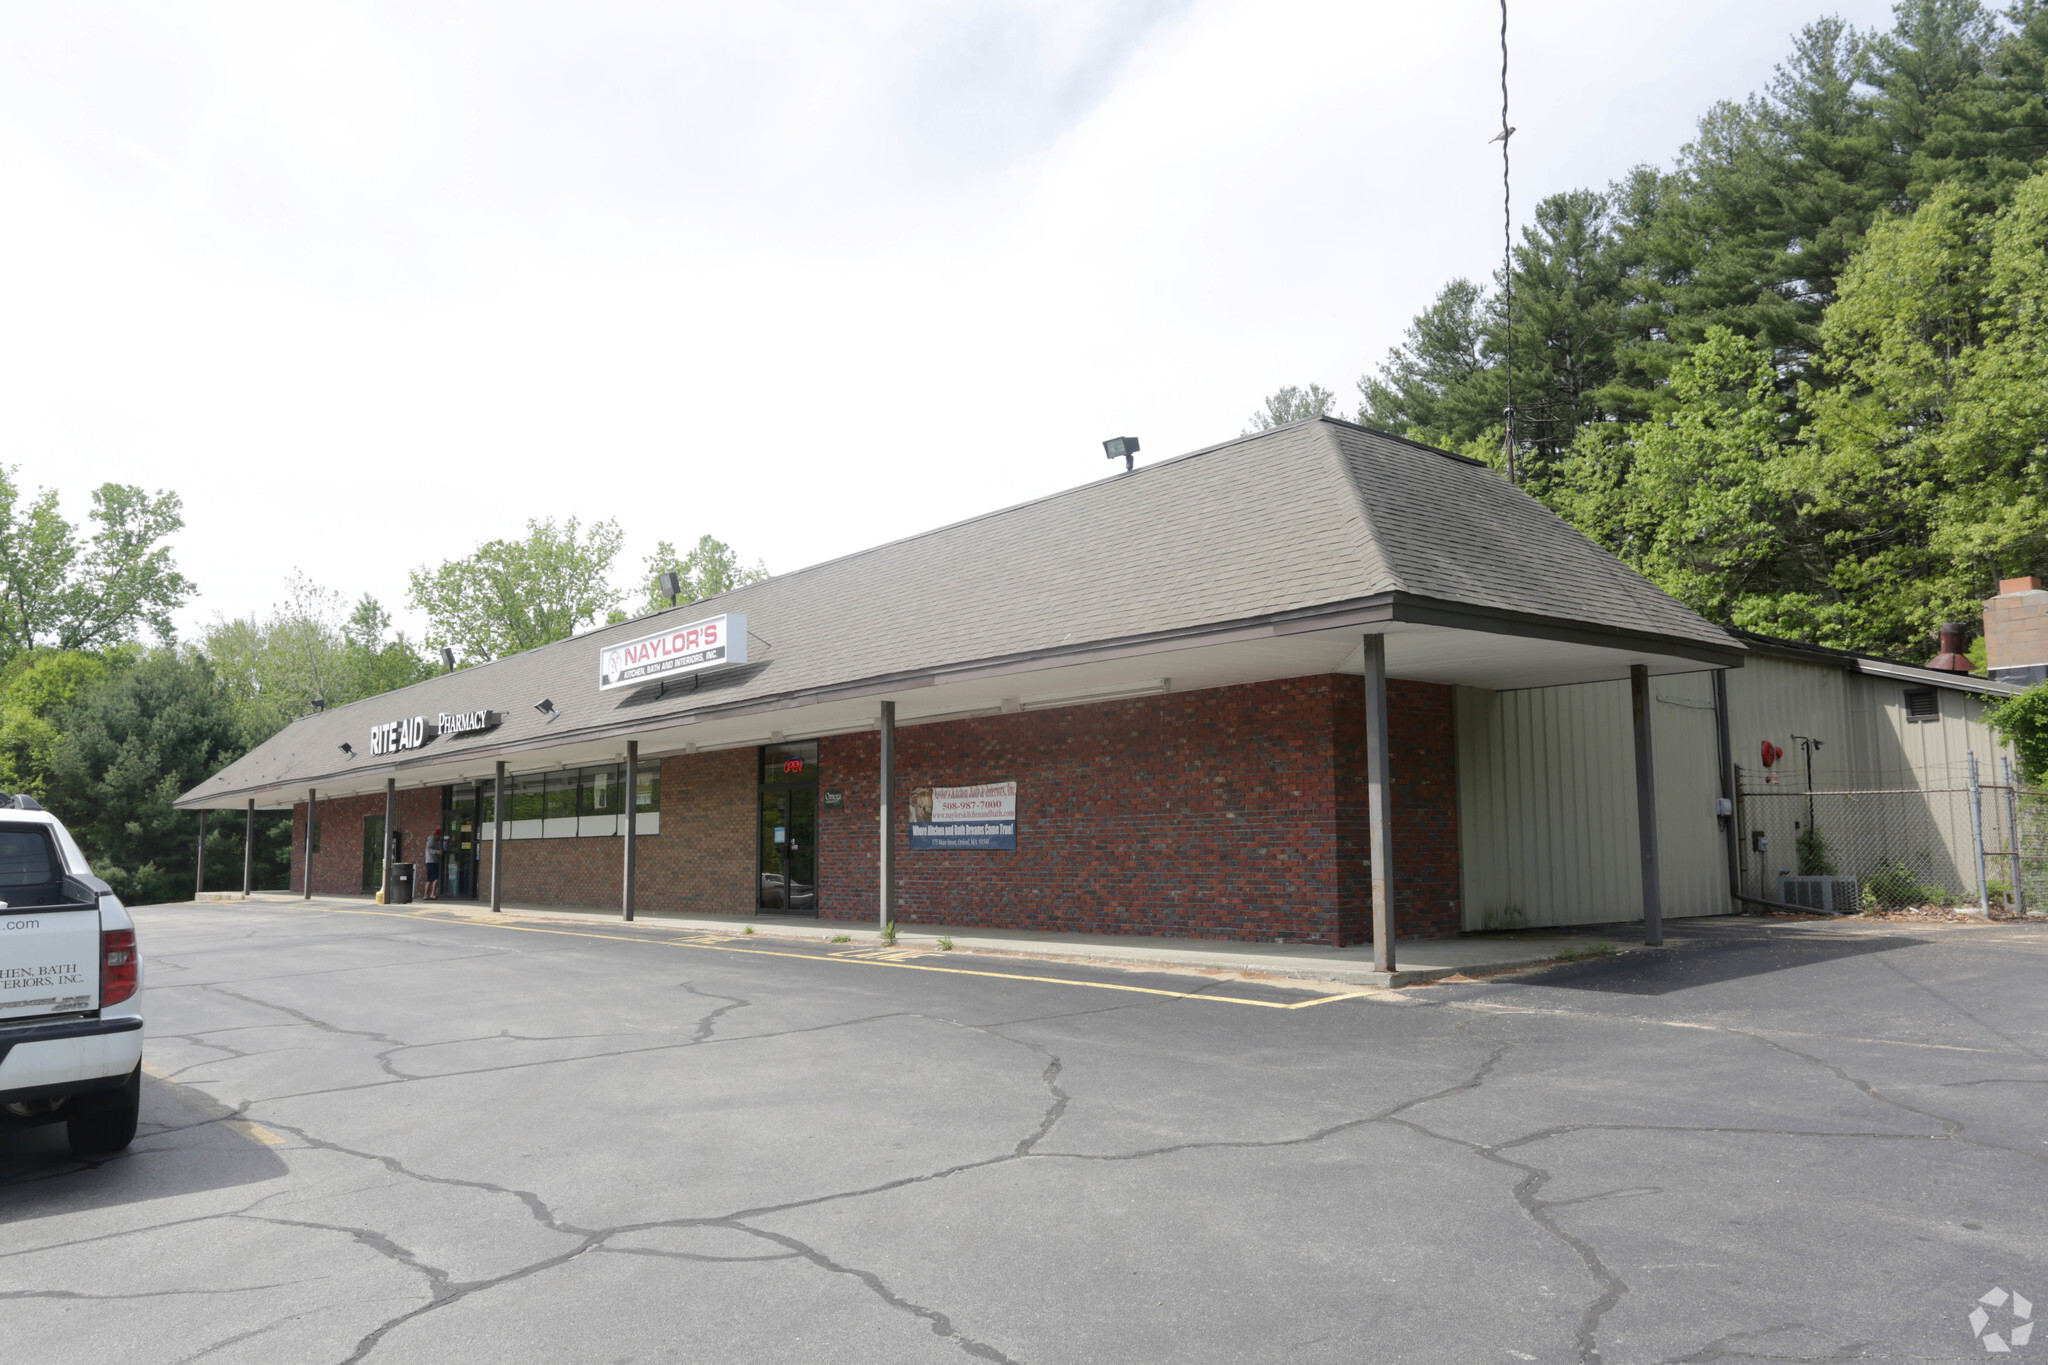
xmin=442 ymin=785 xmax=481 ymax=899
xmin=758 ymin=742 xmax=819 ymax=914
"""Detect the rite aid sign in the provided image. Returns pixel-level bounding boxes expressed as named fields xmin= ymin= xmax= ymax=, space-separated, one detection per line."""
xmin=368 ymin=709 xmax=501 ymax=755
xmin=599 ymin=613 xmax=748 ymax=692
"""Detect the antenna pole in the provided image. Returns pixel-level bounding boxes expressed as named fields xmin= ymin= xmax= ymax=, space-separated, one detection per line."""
xmin=1500 ymin=0 xmax=1516 ymax=487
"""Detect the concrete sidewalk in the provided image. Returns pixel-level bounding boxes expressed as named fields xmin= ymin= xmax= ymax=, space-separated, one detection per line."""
xmin=196 ymin=891 xmax=1642 ymax=986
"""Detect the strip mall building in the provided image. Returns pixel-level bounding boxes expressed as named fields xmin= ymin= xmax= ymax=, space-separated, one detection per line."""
xmin=177 ymin=420 xmax=2028 ymax=963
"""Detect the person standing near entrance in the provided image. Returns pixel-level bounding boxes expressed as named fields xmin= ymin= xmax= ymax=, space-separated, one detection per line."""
xmin=423 ymin=828 xmax=444 ymax=900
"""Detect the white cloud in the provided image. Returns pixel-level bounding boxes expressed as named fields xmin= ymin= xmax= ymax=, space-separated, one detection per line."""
xmin=0 ymin=0 xmax=1900 ymax=644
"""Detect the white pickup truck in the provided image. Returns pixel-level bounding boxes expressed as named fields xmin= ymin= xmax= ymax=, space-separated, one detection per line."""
xmin=0 ymin=795 xmax=143 ymax=1154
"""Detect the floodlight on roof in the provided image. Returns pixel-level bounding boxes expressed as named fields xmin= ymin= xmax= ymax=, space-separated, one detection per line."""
xmin=440 ymin=647 xmax=456 ymax=673
xmin=1103 ymin=436 xmax=1139 ymax=472
xmin=659 ymin=571 xmax=681 ymax=606
xmin=338 ymin=742 xmax=354 ymax=757
xmin=535 ymin=698 xmax=558 ymax=721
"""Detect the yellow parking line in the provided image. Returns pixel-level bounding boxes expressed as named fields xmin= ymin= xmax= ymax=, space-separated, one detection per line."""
xmin=300 ymin=904 xmax=1369 ymax=1010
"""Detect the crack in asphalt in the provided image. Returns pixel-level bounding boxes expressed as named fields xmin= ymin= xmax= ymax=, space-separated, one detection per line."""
xmin=0 ymin=1282 xmax=296 ymax=1300
xmin=724 ymin=1223 xmax=1024 ymax=1364
xmin=15 ymin=909 xmax=2044 ymax=1365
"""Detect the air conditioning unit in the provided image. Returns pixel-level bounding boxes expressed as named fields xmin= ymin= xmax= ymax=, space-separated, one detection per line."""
xmin=1777 ymin=874 xmax=1861 ymax=914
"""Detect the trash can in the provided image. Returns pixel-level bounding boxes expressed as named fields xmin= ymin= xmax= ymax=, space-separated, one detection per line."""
xmin=389 ymin=862 xmax=415 ymax=905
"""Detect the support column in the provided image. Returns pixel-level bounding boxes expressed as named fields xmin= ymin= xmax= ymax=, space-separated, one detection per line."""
xmin=491 ymin=761 xmax=506 ymax=913
xmin=382 ymin=777 xmax=397 ymax=903
xmin=1711 ymin=670 xmax=1739 ymax=911
xmin=1631 ymin=664 xmax=1663 ymax=946
xmin=243 ymin=798 xmax=255 ymax=897
xmin=195 ymin=810 xmax=207 ymax=897
xmin=878 ymin=700 xmax=896 ymax=931
xmin=622 ymin=740 xmax=639 ymax=922
xmin=1363 ymin=634 xmax=1396 ymax=973
xmin=303 ymin=788 xmax=316 ymax=900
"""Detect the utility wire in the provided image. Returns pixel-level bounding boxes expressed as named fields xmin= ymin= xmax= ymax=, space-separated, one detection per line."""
xmin=1499 ymin=0 xmax=1516 ymax=486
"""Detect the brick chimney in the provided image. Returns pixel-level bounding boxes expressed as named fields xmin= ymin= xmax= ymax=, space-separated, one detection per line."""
xmin=1983 ymin=576 xmax=2048 ymax=686
xmin=1925 ymin=621 xmax=1975 ymax=673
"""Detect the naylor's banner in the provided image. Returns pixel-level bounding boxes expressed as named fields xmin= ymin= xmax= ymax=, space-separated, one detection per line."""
xmin=908 ymin=781 xmax=1017 ymax=850
xmin=598 ymin=613 xmax=748 ymax=692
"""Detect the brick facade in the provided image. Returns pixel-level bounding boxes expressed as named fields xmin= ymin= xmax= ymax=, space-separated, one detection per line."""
xmin=285 ymin=677 xmax=1462 ymax=943
xmin=471 ymin=751 xmax=755 ymax=914
xmin=817 ymin=675 xmax=1460 ymax=945
xmin=290 ymin=786 xmax=443 ymax=896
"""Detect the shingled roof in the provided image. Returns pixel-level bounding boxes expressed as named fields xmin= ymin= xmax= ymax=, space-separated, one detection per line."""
xmin=178 ymin=418 xmax=1742 ymax=808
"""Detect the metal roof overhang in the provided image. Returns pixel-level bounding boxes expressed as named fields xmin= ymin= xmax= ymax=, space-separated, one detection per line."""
xmin=178 ymin=591 xmax=1745 ymax=811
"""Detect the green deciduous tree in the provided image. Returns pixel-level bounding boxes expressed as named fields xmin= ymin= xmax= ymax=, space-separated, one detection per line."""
xmin=636 ymin=535 xmax=768 ymax=616
xmin=1555 ymin=328 xmax=1812 ymax=629
xmin=1243 ymin=384 xmax=1337 ymax=434
xmin=408 ymin=517 xmax=626 ymax=661
xmin=45 ymin=649 xmax=244 ymax=906
xmin=0 ymin=650 xmax=119 ymax=802
xmin=204 ymin=574 xmax=434 ymax=744
xmin=0 ymin=470 xmax=193 ymax=665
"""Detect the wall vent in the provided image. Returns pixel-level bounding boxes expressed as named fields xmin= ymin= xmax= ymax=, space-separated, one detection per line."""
xmin=1903 ymin=687 xmax=1939 ymax=722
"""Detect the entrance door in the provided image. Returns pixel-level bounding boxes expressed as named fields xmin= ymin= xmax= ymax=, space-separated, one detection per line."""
xmin=361 ymin=815 xmax=385 ymax=894
xmin=441 ymin=785 xmax=481 ymax=899
xmin=758 ymin=742 xmax=819 ymax=914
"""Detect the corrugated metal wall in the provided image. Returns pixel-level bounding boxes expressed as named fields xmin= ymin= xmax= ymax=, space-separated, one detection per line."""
xmin=1456 ymin=654 xmax=2019 ymax=929
xmin=1455 ymin=672 xmax=1727 ymax=930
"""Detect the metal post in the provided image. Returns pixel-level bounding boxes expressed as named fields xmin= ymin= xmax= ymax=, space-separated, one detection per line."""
xmin=1968 ymin=750 xmax=1991 ymax=917
xmin=622 ymin=741 xmax=639 ymax=922
xmin=195 ymin=809 xmax=207 ymax=897
xmin=382 ymin=777 xmax=397 ymax=903
xmin=878 ymin=700 xmax=896 ymax=931
xmin=1712 ymin=670 xmax=1740 ymax=911
xmin=1631 ymin=665 xmax=1663 ymax=946
xmin=303 ymin=788 xmax=316 ymax=899
xmin=1363 ymin=634 xmax=1396 ymax=973
xmin=243 ymin=799 xmax=255 ymax=897
xmin=2004 ymin=756 xmax=2027 ymax=918
xmin=491 ymin=761 xmax=505 ymax=913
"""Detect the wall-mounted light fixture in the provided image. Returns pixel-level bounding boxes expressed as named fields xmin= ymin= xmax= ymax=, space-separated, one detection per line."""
xmin=1103 ymin=435 xmax=1139 ymax=472
xmin=660 ymin=571 xmax=681 ymax=607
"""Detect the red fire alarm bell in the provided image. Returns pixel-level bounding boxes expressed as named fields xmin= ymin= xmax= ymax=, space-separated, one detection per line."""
xmin=1761 ymin=741 xmax=1784 ymax=767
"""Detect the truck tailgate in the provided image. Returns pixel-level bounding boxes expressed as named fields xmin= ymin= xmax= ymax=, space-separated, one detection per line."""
xmin=0 ymin=906 xmax=100 ymax=1021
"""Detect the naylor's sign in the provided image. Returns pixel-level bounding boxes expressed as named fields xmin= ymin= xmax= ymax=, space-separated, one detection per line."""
xmin=599 ymin=613 xmax=748 ymax=692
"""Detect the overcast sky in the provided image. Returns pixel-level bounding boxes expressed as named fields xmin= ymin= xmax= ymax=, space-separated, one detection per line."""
xmin=0 ymin=0 xmax=1902 ymax=647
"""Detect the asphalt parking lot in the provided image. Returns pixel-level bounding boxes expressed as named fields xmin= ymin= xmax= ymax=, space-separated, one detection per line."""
xmin=3 ymin=901 xmax=2045 ymax=1364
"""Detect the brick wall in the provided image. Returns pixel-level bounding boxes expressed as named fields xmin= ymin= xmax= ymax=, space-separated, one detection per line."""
xmin=286 ymin=679 xmax=1462 ymax=942
xmin=473 ymin=751 xmax=756 ymax=914
xmin=816 ymin=675 xmax=1461 ymax=945
xmin=289 ymin=786 xmax=443 ymax=896
xmin=1984 ymin=581 xmax=2048 ymax=669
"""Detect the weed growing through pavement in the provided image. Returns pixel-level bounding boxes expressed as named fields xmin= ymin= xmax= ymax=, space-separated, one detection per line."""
xmin=1552 ymin=941 xmax=1619 ymax=962
xmin=880 ymin=922 xmax=898 ymax=944
xmin=936 ymin=936 xmax=953 ymax=951
xmin=743 ymin=925 xmax=755 ymax=935
xmin=829 ymin=934 xmax=851 ymax=943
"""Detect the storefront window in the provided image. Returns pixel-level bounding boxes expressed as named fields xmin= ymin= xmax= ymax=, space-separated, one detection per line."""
xmin=542 ymin=771 xmax=578 ymax=822
xmin=636 ymin=762 xmax=660 ymax=812
xmin=510 ymin=771 xmax=546 ymax=823
xmin=579 ymin=765 xmax=622 ymax=816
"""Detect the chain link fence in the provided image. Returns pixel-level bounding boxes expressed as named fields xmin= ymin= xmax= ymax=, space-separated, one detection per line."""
xmin=1735 ymin=757 xmax=2048 ymax=914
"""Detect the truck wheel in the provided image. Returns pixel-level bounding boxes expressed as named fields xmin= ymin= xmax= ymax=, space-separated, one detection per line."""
xmin=67 ymin=1065 xmax=141 ymax=1155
